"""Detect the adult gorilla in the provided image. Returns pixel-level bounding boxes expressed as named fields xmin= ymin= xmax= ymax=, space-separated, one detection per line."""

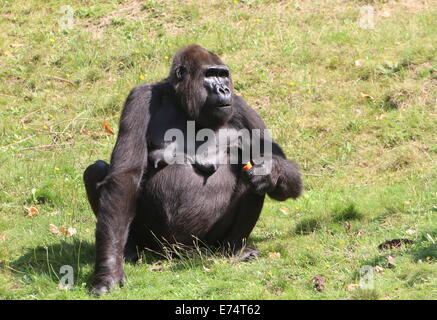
xmin=84 ymin=45 xmax=302 ymax=295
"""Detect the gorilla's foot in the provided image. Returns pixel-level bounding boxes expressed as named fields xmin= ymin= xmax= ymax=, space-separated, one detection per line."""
xmin=90 ymin=271 xmax=125 ymax=296
xmin=233 ymin=245 xmax=260 ymax=262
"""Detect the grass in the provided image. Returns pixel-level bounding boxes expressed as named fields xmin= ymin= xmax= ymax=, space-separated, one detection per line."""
xmin=0 ymin=0 xmax=436 ymax=300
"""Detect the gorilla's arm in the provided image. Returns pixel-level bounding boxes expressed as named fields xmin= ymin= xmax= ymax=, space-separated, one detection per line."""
xmin=91 ymin=84 xmax=152 ymax=294
xmin=232 ymin=95 xmax=302 ymax=201
xmin=266 ymin=143 xmax=302 ymax=200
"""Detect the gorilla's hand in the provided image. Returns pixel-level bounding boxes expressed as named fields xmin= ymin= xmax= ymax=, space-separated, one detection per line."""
xmin=194 ymin=151 xmax=219 ymax=174
xmin=241 ymin=159 xmax=276 ymax=195
xmin=149 ymin=149 xmax=195 ymax=168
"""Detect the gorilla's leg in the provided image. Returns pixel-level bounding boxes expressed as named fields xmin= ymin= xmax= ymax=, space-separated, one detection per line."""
xmin=83 ymin=160 xmax=109 ymax=216
xmin=123 ymin=216 xmax=145 ymax=263
xmin=223 ymin=193 xmax=265 ymax=261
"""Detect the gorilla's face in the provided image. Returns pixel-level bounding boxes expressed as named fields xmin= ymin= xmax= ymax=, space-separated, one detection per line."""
xmin=203 ymin=65 xmax=232 ymax=108
xmin=170 ymin=45 xmax=235 ymax=128
xmin=198 ymin=64 xmax=233 ymax=128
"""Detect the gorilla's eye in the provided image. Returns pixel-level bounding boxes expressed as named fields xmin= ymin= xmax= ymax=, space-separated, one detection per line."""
xmin=218 ymin=69 xmax=229 ymax=78
xmin=205 ymin=69 xmax=216 ymax=78
xmin=205 ymin=66 xmax=229 ymax=78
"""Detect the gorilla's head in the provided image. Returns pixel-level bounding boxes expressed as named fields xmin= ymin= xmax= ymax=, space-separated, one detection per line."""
xmin=169 ymin=45 xmax=234 ymax=128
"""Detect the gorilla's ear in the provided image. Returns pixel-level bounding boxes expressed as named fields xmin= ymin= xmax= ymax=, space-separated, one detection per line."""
xmin=175 ymin=66 xmax=187 ymax=81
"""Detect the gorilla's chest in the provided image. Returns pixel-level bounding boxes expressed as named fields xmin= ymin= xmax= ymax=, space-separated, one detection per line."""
xmin=143 ymin=104 xmax=245 ymax=238
xmin=147 ymin=100 xmax=188 ymax=149
xmin=147 ymin=103 xmax=242 ymax=175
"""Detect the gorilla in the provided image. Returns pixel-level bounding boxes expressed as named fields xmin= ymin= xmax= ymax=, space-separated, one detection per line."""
xmin=84 ymin=45 xmax=302 ymax=295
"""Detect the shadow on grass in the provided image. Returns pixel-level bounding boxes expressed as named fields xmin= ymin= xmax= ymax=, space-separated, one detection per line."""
xmin=373 ymin=205 xmax=434 ymax=224
xmin=407 ymin=229 xmax=437 ymax=263
xmin=293 ymin=217 xmax=323 ymax=235
xmin=352 ymin=229 xmax=436 ymax=280
xmin=10 ymin=240 xmax=169 ymax=283
xmin=154 ymin=240 xmax=261 ymax=272
xmin=408 ymin=243 xmax=437 ymax=262
xmin=333 ymin=203 xmax=363 ymax=222
xmin=11 ymin=239 xmax=95 ymax=284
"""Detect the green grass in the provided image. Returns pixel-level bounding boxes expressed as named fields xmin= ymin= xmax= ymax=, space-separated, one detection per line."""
xmin=0 ymin=0 xmax=436 ymax=300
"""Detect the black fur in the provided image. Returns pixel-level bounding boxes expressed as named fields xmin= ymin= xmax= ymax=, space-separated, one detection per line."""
xmin=84 ymin=45 xmax=302 ymax=295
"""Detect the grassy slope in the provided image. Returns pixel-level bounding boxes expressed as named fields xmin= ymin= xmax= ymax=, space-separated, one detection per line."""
xmin=0 ymin=0 xmax=436 ymax=300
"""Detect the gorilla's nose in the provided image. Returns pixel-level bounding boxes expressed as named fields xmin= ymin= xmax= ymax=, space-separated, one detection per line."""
xmin=216 ymin=84 xmax=232 ymax=106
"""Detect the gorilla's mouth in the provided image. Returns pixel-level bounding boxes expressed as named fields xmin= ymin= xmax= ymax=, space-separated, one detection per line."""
xmin=217 ymin=104 xmax=231 ymax=108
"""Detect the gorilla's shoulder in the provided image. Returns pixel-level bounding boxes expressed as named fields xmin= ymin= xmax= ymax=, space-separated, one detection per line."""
xmin=232 ymin=94 xmax=247 ymax=106
xmin=129 ymin=81 xmax=172 ymax=96
xmin=125 ymin=81 xmax=174 ymax=109
xmin=230 ymin=94 xmax=266 ymax=129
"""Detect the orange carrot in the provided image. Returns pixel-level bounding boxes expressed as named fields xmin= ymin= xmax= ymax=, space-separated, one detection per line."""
xmin=242 ymin=161 xmax=253 ymax=171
